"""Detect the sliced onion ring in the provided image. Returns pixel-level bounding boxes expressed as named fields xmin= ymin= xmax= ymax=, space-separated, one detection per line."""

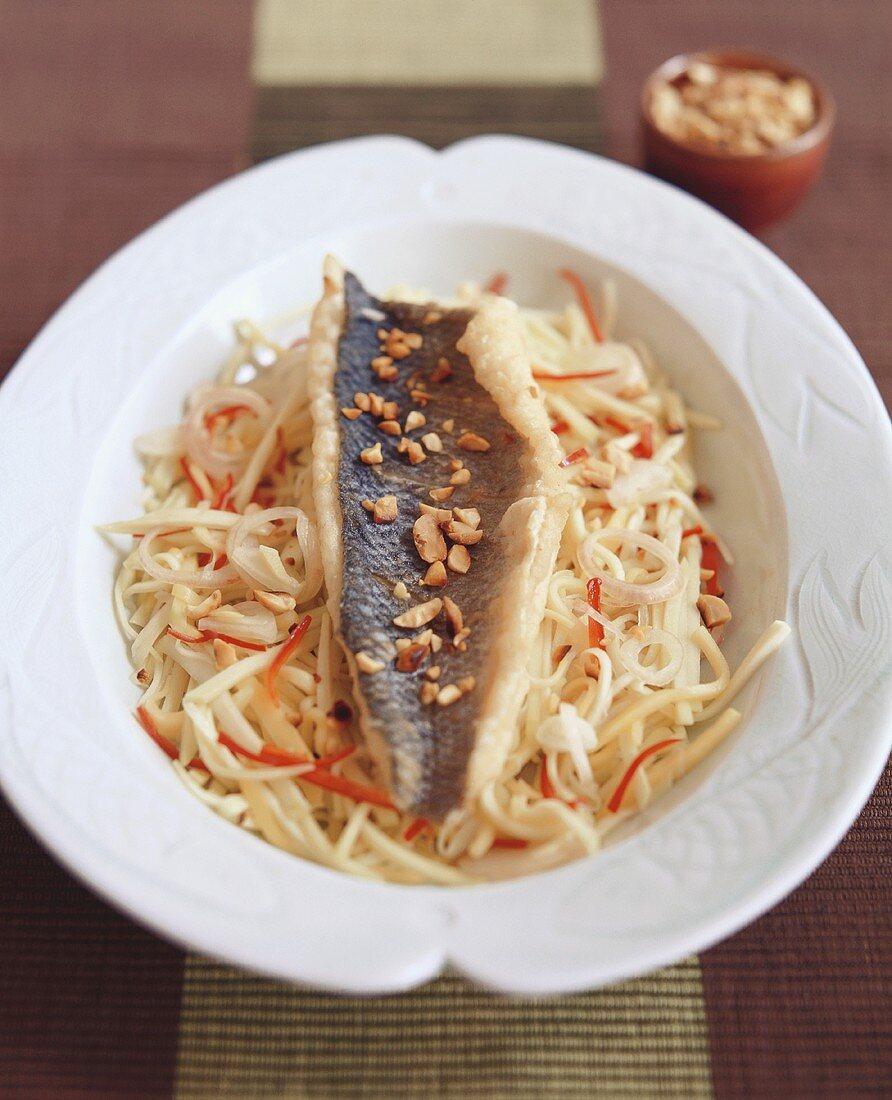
xmin=184 ymin=385 xmax=271 ymax=479
xmin=138 ymin=528 xmax=241 ymax=590
xmin=619 ymin=628 xmax=683 ymax=687
xmin=226 ymin=507 xmax=323 ymax=603
xmin=198 ymin=600 xmax=278 ymax=645
xmin=578 ymin=527 xmax=682 ymax=606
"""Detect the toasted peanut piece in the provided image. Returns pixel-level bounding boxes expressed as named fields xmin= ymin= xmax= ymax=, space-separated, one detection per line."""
xmin=430 ymin=634 xmax=443 ymax=653
xmin=442 ymin=418 xmax=455 ymax=433
xmin=378 ymin=419 xmax=401 ymax=436
xmin=373 ymin=495 xmax=398 ymax=524
xmin=452 ymin=507 xmax=480 ymax=529
xmin=419 ymin=504 xmax=453 ymax=523
xmin=383 ymin=401 xmax=399 ymax=420
xmin=253 ymin=590 xmax=296 ymax=614
xmin=444 ymin=519 xmax=484 ymax=545
xmin=412 ymin=629 xmax=434 ymax=647
xmin=429 ymin=485 xmax=455 ymax=503
xmin=397 ymin=436 xmax=411 ymax=454
xmin=579 ymin=458 xmax=616 ymax=489
xmin=395 ymin=643 xmax=430 ymax=672
xmin=213 ymin=638 xmax=238 ymax=670
xmin=413 ymin=514 xmax=447 ymax=563
xmin=423 ymin=561 xmax=448 ymax=588
xmin=449 ymin=468 xmax=471 ymax=486
xmin=341 ymin=407 xmax=362 ymax=420
xmin=356 ymin=651 xmax=385 ymax=674
xmin=419 ymin=681 xmax=439 ymax=704
xmin=393 ymin=598 xmax=443 ymax=629
xmin=410 ymin=388 xmax=430 ymax=405
xmin=457 ymin=432 xmax=490 ymax=452
xmin=354 ymin=392 xmax=371 ymax=412
xmin=371 ymin=355 xmax=393 ymax=371
xmin=426 ymin=665 xmax=441 ymax=681
xmin=406 ymin=442 xmax=426 ymax=465
xmin=377 ymin=364 xmax=398 ymax=382
xmin=393 ymin=580 xmax=410 ymax=600
xmin=360 ymin=443 xmax=383 ymax=465
xmin=421 ymin=432 xmax=443 ymax=453
xmin=446 ymin=544 xmax=471 ymax=574
xmin=404 ymin=332 xmax=423 ymax=350
xmin=449 ymin=458 xmax=463 ymax=471
xmin=361 ymin=498 xmax=375 ymax=512
xmin=453 ymin=627 xmax=471 ymax=648
xmin=405 ymin=410 xmax=426 ymax=433
xmin=186 ymin=589 xmax=222 ymax=619
xmin=697 ymin=593 xmax=732 ymax=628
xmin=458 ymin=676 xmax=476 ymax=694
xmin=436 ymin=684 xmax=462 ymax=707
xmin=368 ymin=393 xmax=385 ymax=418
xmin=394 ymin=638 xmax=413 ymax=652
xmin=442 ymin=596 xmax=463 ymax=636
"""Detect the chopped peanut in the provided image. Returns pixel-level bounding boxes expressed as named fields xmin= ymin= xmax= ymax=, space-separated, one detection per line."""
xmin=442 ymin=418 xmax=455 ymax=433
xmin=356 ymin=651 xmax=385 ymax=674
xmin=253 ymin=590 xmax=296 ymax=614
xmin=430 ymin=358 xmax=453 ymax=383
xmin=426 ymin=665 xmax=441 ymax=681
xmin=452 ymin=507 xmax=480 ymax=529
xmin=373 ymin=495 xmax=398 ymax=524
xmin=446 ymin=544 xmax=471 ymax=574
xmin=443 ymin=596 xmax=463 ymax=636
xmin=458 ymin=676 xmax=476 ymax=694
xmin=395 ymin=643 xmax=430 ymax=672
xmin=378 ymin=419 xmax=401 ymax=435
xmin=406 ymin=441 xmax=426 ymax=465
xmin=405 ymin=410 xmax=426 ymax=433
xmin=697 ymin=593 xmax=732 ymax=628
xmin=413 ymin=514 xmax=447 ymax=562
xmin=444 ymin=519 xmax=483 ymax=545
xmin=393 ymin=598 xmax=443 ymax=629
xmin=383 ymin=401 xmax=400 ymax=420
xmin=449 ymin=468 xmax=471 ymax=486
xmin=457 ymin=432 xmax=490 ymax=452
xmin=354 ymin=392 xmax=371 ymax=411
xmin=393 ymin=580 xmax=410 ymax=600
xmin=419 ymin=504 xmax=453 ymax=524
xmin=419 ymin=682 xmax=439 ymax=705
xmin=436 ymin=684 xmax=462 ymax=707
xmin=429 ymin=485 xmax=455 ymax=503
xmin=360 ymin=443 xmax=383 ymax=465
xmin=421 ymin=432 xmax=443 ymax=453
xmin=368 ymin=393 xmax=385 ymax=418
xmin=341 ymin=407 xmax=362 ymax=420
xmin=423 ymin=561 xmax=448 ymax=588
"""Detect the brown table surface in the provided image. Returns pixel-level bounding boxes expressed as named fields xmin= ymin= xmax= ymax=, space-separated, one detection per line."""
xmin=0 ymin=1 xmax=889 ymax=1097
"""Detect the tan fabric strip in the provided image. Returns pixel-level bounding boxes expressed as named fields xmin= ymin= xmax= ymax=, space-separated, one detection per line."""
xmin=174 ymin=955 xmax=714 ymax=1098
xmin=253 ymin=0 xmax=603 ymax=86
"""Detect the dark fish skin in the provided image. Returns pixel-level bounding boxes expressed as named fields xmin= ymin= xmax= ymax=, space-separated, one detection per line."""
xmin=335 ymin=272 xmax=526 ymax=819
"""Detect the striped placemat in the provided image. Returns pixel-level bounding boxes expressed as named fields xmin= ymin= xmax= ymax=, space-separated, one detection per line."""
xmin=0 ymin=2 xmax=889 ymax=1097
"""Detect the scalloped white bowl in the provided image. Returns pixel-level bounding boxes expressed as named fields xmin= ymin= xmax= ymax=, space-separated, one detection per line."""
xmin=0 ymin=136 xmax=889 ymax=995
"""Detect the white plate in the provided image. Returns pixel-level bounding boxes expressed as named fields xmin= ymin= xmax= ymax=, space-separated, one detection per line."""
xmin=1 ymin=136 xmax=889 ymax=995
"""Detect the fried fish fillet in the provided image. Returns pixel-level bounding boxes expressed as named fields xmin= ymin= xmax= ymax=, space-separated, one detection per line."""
xmin=308 ymin=257 xmax=568 ymax=819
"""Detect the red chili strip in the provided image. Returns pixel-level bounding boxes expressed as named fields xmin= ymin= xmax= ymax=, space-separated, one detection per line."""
xmin=265 ymin=614 xmax=312 ymax=706
xmin=205 ymin=404 xmax=256 ymax=432
xmin=558 ymin=268 xmax=604 ymax=342
xmin=274 ymin=426 xmax=287 ymax=475
xmin=298 ymin=768 xmax=395 ymax=810
xmin=540 ymin=759 xmax=556 ymax=800
xmin=631 ymin=421 xmax=654 ymax=459
xmin=607 ymin=738 xmax=682 ymax=813
xmin=179 ymin=457 xmax=205 ymax=501
xmin=550 ymin=420 xmax=570 ymax=435
xmin=166 ymin=627 xmax=268 ymax=652
xmin=136 ymin=706 xmax=209 ymax=772
xmin=212 ymin=472 xmax=234 ymax=511
xmin=602 ymin=415 xmax=631 ymax=435
xmin=586 ymin=576 xmax=604 ymax=649
xmin=484 ymin=271 xmax=508 ymax=295
xmin=403 ymin=818 xmax=431 ymax=842
xmin=492 ymin=837 xmax=529 ymax=850
xmin=534 ymin=369 xmax=616 ymax=382
xmin=700 ymin=536 xmax=724 ymax=597
xmin=681 ymin=525 xmax=703 ymax=540
xmin=558 ymin=447 xmax=590 ymax=469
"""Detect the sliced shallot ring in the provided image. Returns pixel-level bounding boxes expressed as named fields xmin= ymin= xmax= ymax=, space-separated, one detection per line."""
xmin=184 ymin=385 xmax=271 ymax=479
xmin=226 ymin=507 xmax=323 ymax=602
xmin=619 ymin=628 xmax=684 ymax=686
xmin=138 ymin=528 xmax=241 ymax=589
xmin=578 ymin=527 xmax=682 ymax=605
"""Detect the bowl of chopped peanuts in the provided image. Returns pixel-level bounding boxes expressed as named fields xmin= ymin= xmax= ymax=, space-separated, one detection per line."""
xmin=641 ymin=50 xmax=835 ymax=232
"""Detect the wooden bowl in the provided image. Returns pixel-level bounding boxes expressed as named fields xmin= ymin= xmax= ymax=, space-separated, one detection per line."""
xmin=640 ymin=50 xmax=835 ymax=233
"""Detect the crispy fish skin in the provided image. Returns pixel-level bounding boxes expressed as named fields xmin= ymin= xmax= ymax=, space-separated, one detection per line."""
xmin=308 ymin=257 xmax=568 ymax=819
